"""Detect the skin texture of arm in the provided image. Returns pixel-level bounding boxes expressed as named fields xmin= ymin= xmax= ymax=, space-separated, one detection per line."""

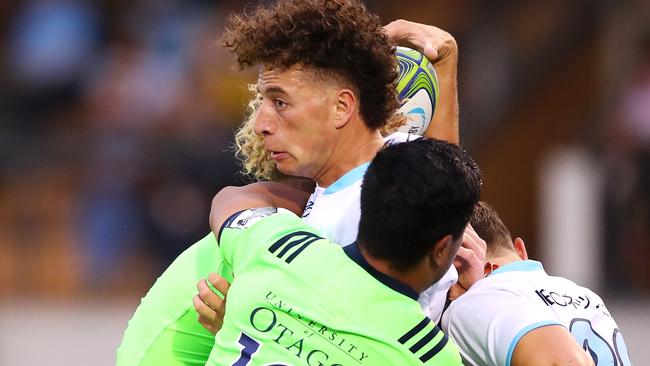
xmin=511 ymin=325 xmax=595 ymax=366
xmin=209 ymin=181 xmax=310 ymax=233
xmin=384 ymin=19 xmax=459 ymax=145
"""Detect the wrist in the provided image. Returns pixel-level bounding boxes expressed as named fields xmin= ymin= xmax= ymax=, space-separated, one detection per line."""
xmin=447 ymin=283 xmax=467 ymax=301
xmin=433 ymin=50 xmax=458 ymax=71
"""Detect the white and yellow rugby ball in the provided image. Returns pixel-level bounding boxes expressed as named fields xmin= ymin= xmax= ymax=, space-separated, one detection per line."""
xmin=395 ymin=46 xmax=440 ymax=135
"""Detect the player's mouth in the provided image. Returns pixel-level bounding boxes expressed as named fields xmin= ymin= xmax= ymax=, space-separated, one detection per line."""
xmin=269 ymin=151 xmax=289 ymax=161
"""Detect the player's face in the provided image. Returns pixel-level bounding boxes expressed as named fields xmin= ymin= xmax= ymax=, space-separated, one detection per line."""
xmin=254 ymin=66 xmax=340 ymax=179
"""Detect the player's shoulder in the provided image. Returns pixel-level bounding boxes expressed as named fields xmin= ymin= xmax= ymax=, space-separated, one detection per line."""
xmin=218 ymin=207 xmax=336 ymax=268
xmin=320 ymin=162 xmax=368 ymax=196
xmin=445 ymin=274 xmax=531 ymax=320
xmin=547 ymin=274 xmax=610 ymax=311
xmin=459 ymin=272 xmax=526 ymax=297
xmin=392 ymin=316 xmax=462 ymax=365
xmin=220 ymin=207 xmax=295 ymax=233
xmin=474 ymin=264 xmax=551 ymax=294
xmin=218 ymin=207 xmax=314 ymax=245
xmin=444 ymin=284 xmax=486 ymax=320
xmin=548 ymin=273 xmax=599 ymax=294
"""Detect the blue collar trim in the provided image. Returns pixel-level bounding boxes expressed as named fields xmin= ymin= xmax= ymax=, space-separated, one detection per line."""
xmin=490 ymin=260 xmax=545 ymax=276
xmin=343 ymin=242 xmax=419 ymax=301
xmin=323 ymin=163 xmax=370 ymax=195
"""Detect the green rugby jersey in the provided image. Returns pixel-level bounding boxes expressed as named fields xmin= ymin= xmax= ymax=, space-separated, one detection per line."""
xmin=207 ymin=208 xmax=462 ymax=366
xmin=116 ymin=232 xmax=232 ymax=365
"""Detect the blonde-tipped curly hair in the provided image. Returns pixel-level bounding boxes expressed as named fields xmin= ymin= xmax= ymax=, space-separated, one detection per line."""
xmin=234 ymin=84 xmax=408 ymax=181
xmin=233 ymin=85 xmax=272 ymax=181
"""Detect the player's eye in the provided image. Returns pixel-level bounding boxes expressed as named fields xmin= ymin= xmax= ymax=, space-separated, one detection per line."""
xmin=274 ymin=99 xmax=287 ymax=110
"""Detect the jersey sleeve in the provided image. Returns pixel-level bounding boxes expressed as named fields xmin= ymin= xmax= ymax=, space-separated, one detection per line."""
xmin=217 ymin=207 xmax=319 ymax=270
xmin=443 ymin=288 xmax=562 ymax=366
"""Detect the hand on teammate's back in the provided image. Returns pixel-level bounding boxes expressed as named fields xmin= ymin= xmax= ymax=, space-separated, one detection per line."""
xmin=193 ymin=272 xmax=230 ymax=335
xmin=448 ymin=224 xmax=486 ymax=300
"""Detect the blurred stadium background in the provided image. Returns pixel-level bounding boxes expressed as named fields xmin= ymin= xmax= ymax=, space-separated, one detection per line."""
xmin=0 ymin=0 xmax=648 ymax=364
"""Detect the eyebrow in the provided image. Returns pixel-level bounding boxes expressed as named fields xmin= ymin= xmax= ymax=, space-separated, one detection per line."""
xmin=257 ymin=85 xmax=288 ymax=97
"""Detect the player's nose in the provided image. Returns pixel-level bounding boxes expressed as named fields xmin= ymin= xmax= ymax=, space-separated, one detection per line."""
xmin=253 ymin=101 xmax=275 ymax=136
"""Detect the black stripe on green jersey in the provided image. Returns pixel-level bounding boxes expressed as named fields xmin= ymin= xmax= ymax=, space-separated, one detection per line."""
xmin=399 ymin=317 xmax=450 ymax=362
xmin=398 ymin=318 xmax=430 ymax=344
xmin=419 ymin=332 xmax=449 ymax=362
xmin=268 ymin=231 xmax=323 ymax=263
xmin=409 ymin=323 xmax=440 ymax=353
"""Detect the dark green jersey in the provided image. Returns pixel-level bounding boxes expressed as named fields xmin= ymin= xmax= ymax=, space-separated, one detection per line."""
xmin=207 ymin=208 xmax=462 ymax=366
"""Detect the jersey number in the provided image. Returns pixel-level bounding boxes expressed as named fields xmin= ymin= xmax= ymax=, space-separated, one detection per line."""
xmin=232 ymin=333 xmax=260 ymax=366
xmin=569 ymin=319 xmax=631 ymax=366
xmin=232 ymin=333 xmax=289 ymax=366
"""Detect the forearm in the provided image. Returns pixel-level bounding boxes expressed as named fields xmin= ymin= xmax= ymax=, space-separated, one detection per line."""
xmin=426 ymin=48 xmax=459 ymax=144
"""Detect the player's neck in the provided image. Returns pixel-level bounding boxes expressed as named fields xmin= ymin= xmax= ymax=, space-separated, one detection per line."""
xmin=359 ymin=245 xmax=426 ymax=294
xmin=314 ymin=126 xmax=384 ymax=187
xmin=486 ymin=253 xmax=522 ymax=274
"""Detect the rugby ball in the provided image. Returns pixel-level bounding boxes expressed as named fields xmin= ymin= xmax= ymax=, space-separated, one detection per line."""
xmin=395 ymin=46 xmax=439 ymax=135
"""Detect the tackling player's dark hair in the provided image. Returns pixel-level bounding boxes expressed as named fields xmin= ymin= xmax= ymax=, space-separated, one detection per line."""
xmin=470 ymin=201 xmax=515 ymax=257
xmin=357 ymin=139 xmax=482 ymax=272
xmin=222 ymin=0 xmax=399 ymax=130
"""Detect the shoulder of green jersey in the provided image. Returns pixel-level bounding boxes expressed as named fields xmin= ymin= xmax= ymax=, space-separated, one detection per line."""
xmin=218 ymin=207 xmax=294 ymax=243
xmin=398 ymin=316 xmax=452 ymax=363
xmin=268 ymin=230 xmax=324 ymax=264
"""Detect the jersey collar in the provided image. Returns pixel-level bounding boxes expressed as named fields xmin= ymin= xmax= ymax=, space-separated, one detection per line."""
xmin=489 ymin=260 xmax=545 ymax=276
xmin=322 ymin=163 xmax=370 ymax=195
xmin=343 ymin=242 xmax=419 ymax=301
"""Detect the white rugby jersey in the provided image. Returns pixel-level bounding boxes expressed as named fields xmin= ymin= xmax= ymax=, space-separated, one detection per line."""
xmin=441 ymin=260 xmax=632 ymax=366
xmin=301 ymin=132 xmax=459 ymax=323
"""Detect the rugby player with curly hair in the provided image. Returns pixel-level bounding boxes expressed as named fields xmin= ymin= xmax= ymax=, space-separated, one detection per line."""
xmin=195 ymin=0 xmax=475 ymax=331
xmin=117 ymin=1 xmax=479 ymax=364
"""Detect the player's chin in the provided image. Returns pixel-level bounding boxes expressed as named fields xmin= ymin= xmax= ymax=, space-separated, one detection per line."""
xmin=276 ymin=160 xmax=310 ymax=180
xmin=275 ymin=161 xmax=299 ymax=177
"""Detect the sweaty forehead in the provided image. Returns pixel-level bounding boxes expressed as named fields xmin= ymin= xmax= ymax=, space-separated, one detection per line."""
xmin=257 ymin=65 xmax=344 ymax=92
xmin=258 ymin=66 xmax=307 ymax=90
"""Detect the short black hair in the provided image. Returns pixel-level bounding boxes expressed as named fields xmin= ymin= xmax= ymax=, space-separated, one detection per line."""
xmin=470 ymin=201 xmax=515 ymax=258
xmin=357 ymin=138 xmax=481 ymax=272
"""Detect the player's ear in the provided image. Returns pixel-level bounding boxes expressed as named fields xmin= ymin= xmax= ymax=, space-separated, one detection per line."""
xmin=333 ymin=88 xmax=357 ymax=129
xmin=513 ymin=237 xmax=528 ymax=260
xmin=430 ymin=234 xmax=454 ymax=268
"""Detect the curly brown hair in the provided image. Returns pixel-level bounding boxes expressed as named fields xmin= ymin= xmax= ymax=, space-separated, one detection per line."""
xmin=222 ymin=0 xmax=399 ymax=129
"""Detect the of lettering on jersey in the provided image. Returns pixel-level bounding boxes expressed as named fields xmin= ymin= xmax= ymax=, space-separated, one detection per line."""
xmin=442 ymin=260 xmax=632 ymax=366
